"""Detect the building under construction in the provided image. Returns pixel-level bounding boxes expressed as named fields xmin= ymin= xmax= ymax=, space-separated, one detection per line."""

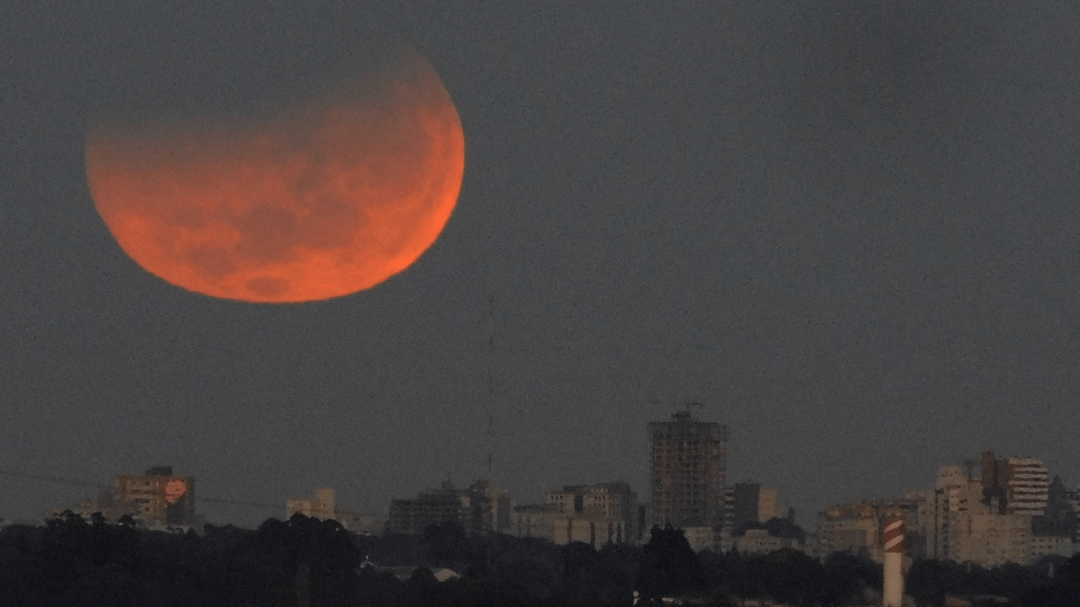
xmin=649 ymin=407 xmax=728 ymax=530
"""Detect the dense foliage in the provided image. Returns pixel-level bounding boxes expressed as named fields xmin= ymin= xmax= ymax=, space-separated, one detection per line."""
xmin=1 ymin=514 xmax=1078 ymax=606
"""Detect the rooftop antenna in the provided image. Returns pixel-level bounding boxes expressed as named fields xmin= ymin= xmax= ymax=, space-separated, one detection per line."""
xmin=486 ymin=294 xmax=496 ymax=479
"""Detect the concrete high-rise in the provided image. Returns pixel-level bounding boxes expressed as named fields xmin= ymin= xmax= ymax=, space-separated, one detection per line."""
xmin=980 ymin=451 xmax=1050 ymax=516
xmin=649 ymin=408 xmax=728 ymax=530
xmin=1005 ymin=457 xmax=1050 ymax=516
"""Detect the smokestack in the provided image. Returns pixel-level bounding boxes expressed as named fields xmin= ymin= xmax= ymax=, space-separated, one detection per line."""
xmin=882 ymin=515 xmax=905 ymax=607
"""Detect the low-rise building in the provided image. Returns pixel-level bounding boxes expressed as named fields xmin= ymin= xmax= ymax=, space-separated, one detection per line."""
xmin=817 ymin=497 xmax=919 ymax=563
xmin=42 ymin=487 xmax=142 ymax=525
xmin=513 ymin=504 xmax=564 ymax=542
xmin=287 ymin=486 xmax=380 ymax=535
xmin=1029 ymin=533 xmax=1073 ymax=561
xmin=514 ymin=482 xmax=640 ymax=548
xmin=287 ymin=486 xmax=337 ymax=520
xmin=735 ymin=528 xmax=805 ymax=555
xmin=387 ymin=480 xmax=510 ymax=537
xmin=681 ymin=526 xmax=716 ymax=552
xmin=949 ymin=512 xmax=1031 ymax=567
xmin=817 ymin=501 xmax=883 ymax=561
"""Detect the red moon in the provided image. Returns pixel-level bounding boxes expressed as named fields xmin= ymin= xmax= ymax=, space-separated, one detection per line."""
xmin=85 ymin=49 xmax=464 ymax=303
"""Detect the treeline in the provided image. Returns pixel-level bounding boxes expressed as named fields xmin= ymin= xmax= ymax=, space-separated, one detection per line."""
xmin=1 ymin=512 xmax=1079 ymax=606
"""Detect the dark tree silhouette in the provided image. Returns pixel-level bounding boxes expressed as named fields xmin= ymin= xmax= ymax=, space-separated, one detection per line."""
xmin=8 ymin=515 xmax=1080 ymax=607
xmin=761 ymin=517 xmax=806 ymax=541
xmin=636 ymin=525 xmax=705 ymax=601
xmin=820 ymin=551 xmax=881 ymax=606
xmin=560 ymin=541 xmax=599 ymax=596
xmin=421 ymin=521 xmax=472 ymax=568
xmin=757 ymin=547 xmax=823 ymax=605
xmin=356 ymin=564 xmax=403 ymax=607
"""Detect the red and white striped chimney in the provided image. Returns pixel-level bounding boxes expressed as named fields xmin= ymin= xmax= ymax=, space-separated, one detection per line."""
xmin=882 ymin=515 xmax=905 ymax=607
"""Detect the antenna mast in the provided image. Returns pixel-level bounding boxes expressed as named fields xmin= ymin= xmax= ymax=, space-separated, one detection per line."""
xmin=486 ymin=295 xmax=496 ymax=478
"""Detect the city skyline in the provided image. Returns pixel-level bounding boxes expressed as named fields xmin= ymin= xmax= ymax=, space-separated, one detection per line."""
xmin=8 ymin=436 xmax=1080 ymax=577
xmin=6 ymin=411 xmax=1079 ymax=538
xmin=5 ymin=0 xmax=1080 ymax=533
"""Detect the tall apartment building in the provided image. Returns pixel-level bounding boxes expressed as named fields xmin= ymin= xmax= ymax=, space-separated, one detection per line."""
xmin=1006 ymin=457 xmax=1050 ymax=516
xmin=980 ymin=451 xmax=1050 ymax=516
xmin=649 ymin=409 xmax=728 ymax=530
xmin=925 ymin=465 xmax=985 ymax=560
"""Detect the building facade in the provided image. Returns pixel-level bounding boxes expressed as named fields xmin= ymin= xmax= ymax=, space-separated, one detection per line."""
xmin=471 ymin=480 xmax=513 ymax=535
xmin=736 ymin=528 xmax=808 ymax=556
xmin=1005 ymin=457 xmax=1050 ymax=516
xmin=286 ymin=486 xmax=380 ymax=535
xmin=513 ymin=482 xmax=640 ymax=548
xmin=725 ymin=482 xmax=791 ymax=535
xmin=949 ymin=512 xmax=1032 ymax=567
xmin=816 ymin=498 xmax=919 ymax=564
xmin=892 ymin=455 xmax=1075 ymax=567
xmin=980 ymin=451 xmax=1051 ymax=516
xmin=386 ymin=480 xmax=510 ymax=537
xmin=287 ymin=487 xmax=338 ymax=520
xmin=115 ymin=466 xmax=195 ymax=527
xmin=649 ymin=409 xmax=727 ymax=530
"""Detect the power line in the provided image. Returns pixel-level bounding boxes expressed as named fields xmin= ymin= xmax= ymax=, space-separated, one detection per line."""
xmin=0 ymin=469 xmax=280 ymax=512
xmin=0 ymin=469 xmax=109 ymax=489
xmin=199 ymin=497 xmax=280 ymax=511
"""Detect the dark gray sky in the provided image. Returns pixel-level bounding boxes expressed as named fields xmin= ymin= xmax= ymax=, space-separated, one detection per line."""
xmin=3 ymin=0 xmax=1080 ymax=528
